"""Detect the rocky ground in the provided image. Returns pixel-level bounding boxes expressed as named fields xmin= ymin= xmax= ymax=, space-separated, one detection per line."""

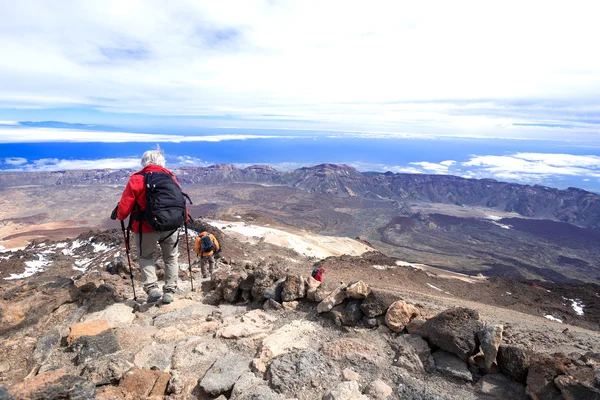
xmin=0 ymin=220 xmax=600 ymax=399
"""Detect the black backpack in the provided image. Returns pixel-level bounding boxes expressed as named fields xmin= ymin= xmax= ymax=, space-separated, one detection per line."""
xmin=201 ymin=235 xmax=215 ymax=253
xmin=311 ymin=267 xmax=319 ymax=278
xmin=143 ymin=171 xmax=190 ymax=231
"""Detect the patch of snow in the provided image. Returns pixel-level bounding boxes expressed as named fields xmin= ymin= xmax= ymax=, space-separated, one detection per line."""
xmin=4 ymin=254 xmax=50 ymax=280
xmin=427 ymin=283 xmax=444 ymax=292
xmin=115 ymin=252 xmax=120 ymax=258
xmin=73 ymin=258 xmax=93 ymax=272
xmin=62 ymin=239 xmax=85 ymax=255
xmin=373 ymin=264 xmax=394 ymax=270
xmin=568 ymin=299 xmax=584 ymax=316
xmin=234 ymin=215 xmax=242 ymax=219
xmin=506 ymin=292 xmax=512 ymax=295
xmin=54 ymin=242 xmax=67 ymax=248
xmin=36 ymin=243 xmax=46 ymax=247
xmin=544 ymin=315 xmax=563 ymax=323
xmin=92 ymin=242 xmax=110 ymax=252
xmin=491 ymin=221 xmax=512 ymax=229
xmin=486 ymin=215 xmax=502 ymax=221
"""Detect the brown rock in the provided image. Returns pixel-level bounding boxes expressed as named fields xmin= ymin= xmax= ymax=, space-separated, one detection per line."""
xmin=317 ymin=286 xmax=347 ymax=313
xmin=67 ymin=318 xmax=110 ymax=344
xmin=498 ymin=344 xmax=530 ymax=383
xmin=8 ymin=368 xmax=96 ymax=399
xmin=420 ymin=307 xmax=482 ymax=361
xmin=305 ymin=276 xmax=321 ymax=301
xmin=406 ymin=319 xmax=427 ymax=337
xmin=345 ymin=280 xmax=370 ymax=299
xmin=526 ymin=353 xmax=571 ymax=400
xmin=282 ymin=301 xmax=299 ymax=310
xmin=119 ymin=368 xmax=170 ymax=399
xmin=263 ymin=298 xmax=284 ymax=311
xmin=477 ymin=324 xmax=503 ymax=371
xmin=281 ymin=275 xmax=306 ymax=302
xmin=360 ymin=290 xmax=399 ymax=318
xmin=313 ymin=283 xmax=331 ymax=302
xmin=385 ymin=300 xmax=419 ymax=332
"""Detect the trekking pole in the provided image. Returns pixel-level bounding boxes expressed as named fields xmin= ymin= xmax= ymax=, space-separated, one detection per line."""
xmin=120 ymin=220 xmax=137 ymax=301
xmin=184 ymin=222 xmax=194 ymax=292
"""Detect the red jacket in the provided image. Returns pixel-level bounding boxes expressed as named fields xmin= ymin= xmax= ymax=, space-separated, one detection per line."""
xmin=117 ymin=165 xmax=183 ymax=233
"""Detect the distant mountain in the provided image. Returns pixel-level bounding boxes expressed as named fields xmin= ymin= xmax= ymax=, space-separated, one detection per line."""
xmin=2 ymin=163 xmax=600 ymax=230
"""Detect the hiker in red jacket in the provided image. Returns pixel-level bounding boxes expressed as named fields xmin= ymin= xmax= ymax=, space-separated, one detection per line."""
xmin=312 ymin=267 xmax=326 ymax=282
xmin=116 ymin=148 xmax=185 ymax=304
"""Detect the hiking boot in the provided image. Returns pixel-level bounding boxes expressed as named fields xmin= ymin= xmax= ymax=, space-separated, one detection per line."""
xmin=146 ymin=288 xmax=162 ymax=303
xmin=162 ymin=292 xmax=174 ymax=304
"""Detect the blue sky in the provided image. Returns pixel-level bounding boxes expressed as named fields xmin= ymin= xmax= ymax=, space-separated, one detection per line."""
xmin=1 ymin=1 xmax=600 ymax=191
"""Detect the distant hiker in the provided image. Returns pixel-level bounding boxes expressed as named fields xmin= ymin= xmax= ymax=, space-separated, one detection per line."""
xmin=114 ymin=147 xmax=190 ymax=304
xmin=311 ymin=267 xmax=326 ymax=282
xmin=194 ymin=231 xmax=220 ymax=278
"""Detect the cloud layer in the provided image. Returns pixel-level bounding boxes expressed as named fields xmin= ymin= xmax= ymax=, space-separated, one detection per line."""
xmin=1 ymin=1 xmax=599 ymax=139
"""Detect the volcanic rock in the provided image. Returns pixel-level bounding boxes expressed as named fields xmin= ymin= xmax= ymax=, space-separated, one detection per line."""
xmin=420 ymin=307 xmax=482 ymax=361
xmin=385 ymin=300 xmax=419 ymax=332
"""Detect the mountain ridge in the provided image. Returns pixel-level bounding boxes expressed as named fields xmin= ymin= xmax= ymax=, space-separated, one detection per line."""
xmin=1 ymin=163 xmax=600 ymax=229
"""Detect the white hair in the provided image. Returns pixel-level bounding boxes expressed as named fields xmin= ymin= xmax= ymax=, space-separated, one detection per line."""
xmin=141 ymin=147 xmax=166 ymax=167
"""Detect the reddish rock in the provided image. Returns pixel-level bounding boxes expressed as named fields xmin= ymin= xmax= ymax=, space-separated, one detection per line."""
xmin=526 ymin=353 xmax=571 ymax=400
xmin=67 ymin=318 xmax=110 ymax=344
xmin=385 ymin=300 xmax=419 ymax=332
xmin=118 ymin=368 xmax=170 ymax=399
xmin=8 ymin=368 xmax=96 ymax=399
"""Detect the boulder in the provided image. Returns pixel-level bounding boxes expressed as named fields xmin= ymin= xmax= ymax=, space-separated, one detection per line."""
xmin=477 ymin=324 xmax=503 ymax=371
xmin=70 ymin=329 xmax=121 ymax=366
xmin=433 ymin=350 xmax=473 ymax=382
xmin=67 ymin=318 xmax=110 ymax=344
xmin=171 ymin=337 xmax=229 ymax=398
xmin=420 ymin=307 xmax=482 ymax=361
xmin=119 ymin=368 xmax=170 ymax=398
xmin=345 ymin=280 xmax=370 ymax=299
xmin=385 ymin=300 xmax=419 ymax=332
xmin=199 ymin=354 xmax=252 ymax=396
xmin=81 ymin=353 xmax=134 ymax=385
xmin=405 ymin=319 xmax=427 ymax=337
xmin=362 ymin=316 xmax=378 ymax=329
xmin=322 ymin=338 xmax=381 ymax=362
xmin=526 ymin=353 xmax=571 ymax=400
xmin=7 ymin=369 xmax=96 ymax=399
xmin=231 ymin=371 xmax=263 ymax=398
xmin=268 ymin=349 xmax=341 ymax=398
xmin=263 ymin=298 xmax=284 ymax=311
xmin=223 ymin=270 xmax=247 ymax=303
xmin=313 ymin=283 xmax=332 ymax=302
xmin=498 ymin=344 xmax=530 ymax=383
xmin=253 ymin=320 xmax=319 ymax=373
xmin=133 ymin=342 xmax=174 ymax=371
xmin=365 ymin=379 xmax=393 ymax=400
xmin=342 ymin=368 xmax=361 ymax=381
xmin=281 ymin=275 xmax=305 ymax=302
xmin=477 ymin=373 xmax=527 ymax=400
xmin=84 ymin=303 xmax=135 ymax=328
xmin=342 ymin=300 xmax=363 ymax=326
xmin=360 ymin=290 xmax=398 ymax=318
xmin=263 ymin=278 xmax=285 ymax=303
xmin=33 ymin=328 xmax=61 ymax=364
xmin=317 ymin=286 xmax=347 ymax=314
xmin=251 ymin=268 xmax=275 ymax=300
xmin=323 ymin=380 xmax=368 ymax=400
xmin=305 ymin=276 xmax=321 ymax=301
xmin=282 ymin=301 xmax=299 ymax=310
xmin=555 ymin=367 xmax=600 ymax=400
xmin=393 ymin=334 xmax=434 ymax=373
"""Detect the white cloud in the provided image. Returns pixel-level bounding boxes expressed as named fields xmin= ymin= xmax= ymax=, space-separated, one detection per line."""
xmin=0 ymin=127 xmax=299 ymax=143
xmin=410 ymin=161 xmax=452 ymax=174
xmin=11 ymin=157 xmax=141 ymax=171
xmin=440 ymin=160 xmax=457 ymax=167
xmin=462 ymin=153 xmax=600 ymax=181
xmin=0 ymin=121 xmax=19 ymax=125
xmin=4 ymin=157 xmax=27 ymax=165
xmin=0 ymin=2 xmax=599 ymax=138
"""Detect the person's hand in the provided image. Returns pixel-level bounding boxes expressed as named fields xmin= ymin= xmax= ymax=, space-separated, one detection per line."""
xmin=110 ymin=204 xmax=119 ymax=220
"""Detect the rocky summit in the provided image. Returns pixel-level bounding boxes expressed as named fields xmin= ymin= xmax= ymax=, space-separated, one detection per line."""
xmin=0 ymin=221 xmax=599 ymax=400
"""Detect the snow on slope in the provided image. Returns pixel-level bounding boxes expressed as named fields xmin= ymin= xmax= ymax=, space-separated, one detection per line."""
xmin=207 ymin=220 xmax=372 ymax=259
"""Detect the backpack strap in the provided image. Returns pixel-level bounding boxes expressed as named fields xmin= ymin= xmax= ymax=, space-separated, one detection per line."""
xmin=158 ymin=229 xmax=180 ymax=249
